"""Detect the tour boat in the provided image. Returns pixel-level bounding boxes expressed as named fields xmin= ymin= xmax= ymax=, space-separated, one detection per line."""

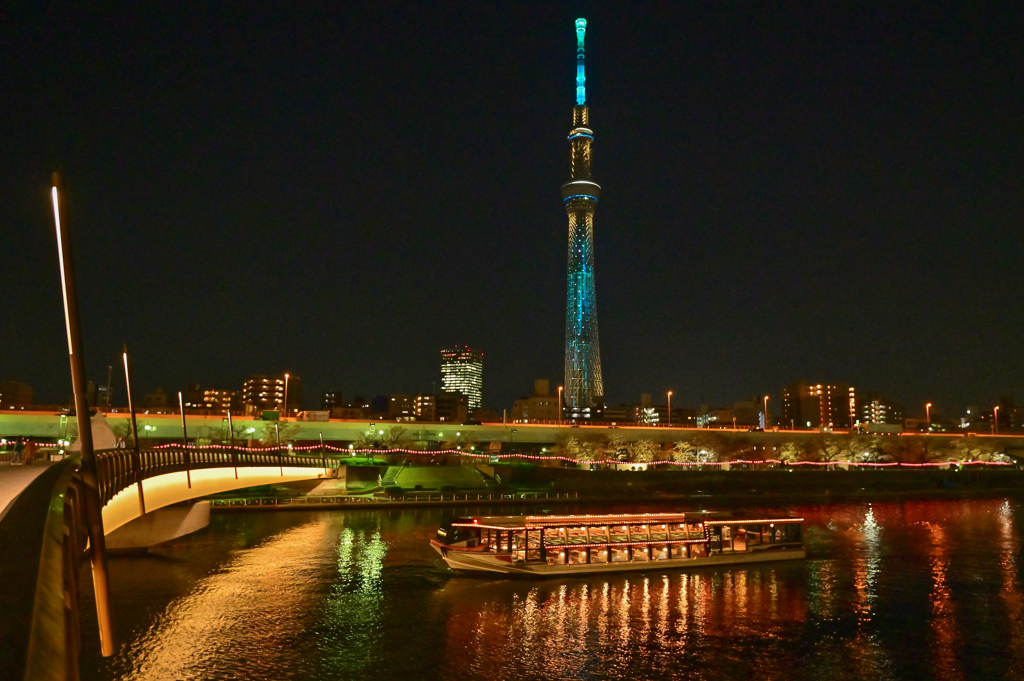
xmin=430 ymin=511 xmax=804 ymax=576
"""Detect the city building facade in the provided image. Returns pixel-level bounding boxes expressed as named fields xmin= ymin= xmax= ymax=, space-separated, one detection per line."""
xmin=242 ymin=374 xmax=303 ymax=416
xmin=512 ymin=379 xmax=560 ymax=423
xmin=440 ymin=346 xmax=483 ymax=410
xmin=781 ymin=381 xmax=856 ymax=429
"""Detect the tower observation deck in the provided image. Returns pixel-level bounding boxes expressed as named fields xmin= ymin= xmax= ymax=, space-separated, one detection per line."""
xmin=561 ymin=18 xmax=604 ymax=418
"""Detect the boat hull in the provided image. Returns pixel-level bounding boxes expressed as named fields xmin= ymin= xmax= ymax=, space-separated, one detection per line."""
xmin=431 ymin=541 xmax=804 ymax=577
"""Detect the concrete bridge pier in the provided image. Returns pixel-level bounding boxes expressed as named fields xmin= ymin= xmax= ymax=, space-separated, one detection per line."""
xmin=105 ymin=501 xmax=211 ymax=550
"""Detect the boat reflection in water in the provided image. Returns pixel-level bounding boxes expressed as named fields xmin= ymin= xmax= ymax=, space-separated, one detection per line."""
xmin=439 ymin=563 xmax=812 ymax=679
xmin=431 ymin=511 xmax=804 ymax=576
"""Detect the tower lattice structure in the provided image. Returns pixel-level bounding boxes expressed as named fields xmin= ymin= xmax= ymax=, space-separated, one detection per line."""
xmin=561 ymin=18 xmax=604 ymax=416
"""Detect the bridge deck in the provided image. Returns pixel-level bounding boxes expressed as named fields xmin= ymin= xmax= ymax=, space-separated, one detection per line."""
xmin=0 ymin=461 xmax=55 ymax=521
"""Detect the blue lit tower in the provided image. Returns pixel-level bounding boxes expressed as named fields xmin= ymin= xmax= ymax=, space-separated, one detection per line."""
xmin=561 ymin=18 xmax=604 ymax=418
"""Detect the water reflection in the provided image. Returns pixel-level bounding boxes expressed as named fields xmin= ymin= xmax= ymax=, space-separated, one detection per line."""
xmin=117 ymin=519 xmax=339 ymax=681
xmin=81 ymin=499 xmax=1024 ymax=681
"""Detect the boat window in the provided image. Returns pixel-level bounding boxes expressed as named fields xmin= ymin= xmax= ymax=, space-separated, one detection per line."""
xmin=670 ymin=544 xmax=687 ymax=559
xmin=609 ymin=525 xmax=629 ymax=542
xmin=690 ymin=543 xmax=707 ymax=558
xmin=720 ymin=525 xmax=734 ymax=552
xmin=628 ymin=524 xmax=650 ymax=542
xmin=650 ymin=544 xmax=669 ymax=560
xmin=669 ymin=523 xmax=688 ymax=540
xmin=687 ymin=523 xmax=704 ymax=537
xmin=588 ymin=525 xmax=610 ymax=543
xmin=526 ymin=530 xmax=543 ymax=562
xmin=568 ymin=548 xmax=588 ymax=564
xmin=632 ymin=546 xmax=649 ymax=561
xmin=543 ymin=527 xmax=567 ymax=546
xmin=547 ymin=548 xmax=566 ymax=565
xmin=609 ymin=547 xmax=630 ymax=563
xmin=589 ymin=548 xmax=609 ymax=563
xmin=708 ymin=527 xmax=722 ymax=552
xmin=745 ymin=525 xmax=763 ymax=546
xmin=567 ymin=526 xmax=588 ymax=545
xmin=650 ymin=524 xmax=669 ymax=541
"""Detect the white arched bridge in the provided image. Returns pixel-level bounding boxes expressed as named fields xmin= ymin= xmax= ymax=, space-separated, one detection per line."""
xmin=0 ymin=447 xmax=337 ymax=681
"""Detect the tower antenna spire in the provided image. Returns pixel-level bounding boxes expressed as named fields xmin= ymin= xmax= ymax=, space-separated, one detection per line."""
xmin=575 ymin=18 xmax=587 ymax=105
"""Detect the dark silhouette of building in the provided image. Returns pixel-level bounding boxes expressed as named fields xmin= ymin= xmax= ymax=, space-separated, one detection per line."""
xmin=0 ymin=380 xmax=33 ymax=408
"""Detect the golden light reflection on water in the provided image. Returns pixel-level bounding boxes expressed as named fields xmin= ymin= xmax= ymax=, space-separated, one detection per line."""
xmin=926 ymin=522 xmax=963 ymax=681
xmin=86 ymin=500 xmax=1024 ymax=681
xmin=119 ymin=519 xmax=339 ymax=681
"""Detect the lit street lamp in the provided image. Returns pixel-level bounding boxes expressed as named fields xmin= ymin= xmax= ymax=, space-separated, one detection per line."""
xmin=283 ymin=373 xmax=290 ymax=419
xmin=763 ymin=395 xmax=770 ymax=429
xmin=994 ymin=406 xmax=1000 ymax=435
xmin=925 ymin=403 xmax=932 ymax=433
xmin=667 ymin=391 xmax=672 ymax=427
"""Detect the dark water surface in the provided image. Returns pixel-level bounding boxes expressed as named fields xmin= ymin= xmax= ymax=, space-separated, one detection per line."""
xmin=80 ymin=498 xmax=1024 ymax=681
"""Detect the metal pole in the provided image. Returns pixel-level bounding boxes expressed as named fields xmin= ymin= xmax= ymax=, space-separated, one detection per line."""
xmin=51 ymin=173 xmax=116 ymax=656
xmin=275 ymin=421 xmax=283 ymax=475
xmin=227 ymin=411 xmax=238 ymax=479
xmin=283 ymin=373 xmax=290 ymax=419
xmin=320 ymin=431 xmax=326 ymax=474
xmin=178 ymin=391 xmax=191 ymax=487
xmin=123 ymin=344 xmax=145 ymax=514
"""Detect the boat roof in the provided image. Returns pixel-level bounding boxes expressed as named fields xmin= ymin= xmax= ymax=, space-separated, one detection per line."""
xmin=452 ymin=511 xmax=802 ymax=530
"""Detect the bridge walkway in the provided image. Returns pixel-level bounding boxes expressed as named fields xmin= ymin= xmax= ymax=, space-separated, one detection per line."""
xmin=0 ymin=461 xmax=56 ymax=521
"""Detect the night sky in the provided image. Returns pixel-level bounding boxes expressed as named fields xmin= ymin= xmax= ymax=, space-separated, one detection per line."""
xmin=2 ymin=3 xmax=1021 ymax=419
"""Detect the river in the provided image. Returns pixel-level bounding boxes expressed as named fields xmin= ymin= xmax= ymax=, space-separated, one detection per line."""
xmin=79 ymin=497 xmax=1024 ymax=681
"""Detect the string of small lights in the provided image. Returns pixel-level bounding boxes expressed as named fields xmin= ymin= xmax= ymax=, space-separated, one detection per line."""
xmin=8 ymin=441 xmax=1013 ymax=466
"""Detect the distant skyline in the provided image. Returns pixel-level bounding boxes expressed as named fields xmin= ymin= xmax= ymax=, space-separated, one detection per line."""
xmin=2 ymin=4 xmax=1021 ymax=419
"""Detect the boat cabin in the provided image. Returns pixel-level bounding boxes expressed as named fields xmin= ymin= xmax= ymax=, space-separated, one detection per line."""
xmin=435 ymin=512 xmax=803 ymax=566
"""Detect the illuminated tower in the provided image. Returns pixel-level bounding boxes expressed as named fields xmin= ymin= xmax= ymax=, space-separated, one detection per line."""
xmin=561 ymin=18 xmax=604 ymax=418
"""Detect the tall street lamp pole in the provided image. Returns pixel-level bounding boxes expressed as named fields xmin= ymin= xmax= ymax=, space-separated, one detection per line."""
xmin=283 ymin=373 xmax=290 ymax=419
xmin=667 ymin=391 xmax=672 ymax=426
xmin=926 ymin=403 xmax=932 ymax=433
xmin=122 ymin=344 xmax=145 ymax=514
xmin=763 ymin=395 xmax=770 ymax=429
xmin=52 ymin=174 xmax=116 ymax=656
xmin=994 ymin=406 xmax=1000 ymax=435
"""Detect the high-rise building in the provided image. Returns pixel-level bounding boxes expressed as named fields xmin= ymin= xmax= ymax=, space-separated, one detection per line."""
xmin=858 ymin=392 xmax=904 ymax=426
xmin=561 ymin=18 xmax=605 ymax=419
xmin=183 ymin=383 xmax=240 ymax=414
xmin=242 ymin=374 xmax=302 ymax=415
xmin=440 ymin=346 xmax=483 ymax=409
xmin=781 ymin=381 xmax=856 ymax=429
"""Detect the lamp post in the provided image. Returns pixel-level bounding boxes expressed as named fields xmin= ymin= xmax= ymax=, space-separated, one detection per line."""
xmin=558 ymin=386 xmax=563 ymax=426
xmin=925 ymin=403 xmax=932 ymax=433
xmin=763 ymin=395 xmax=770 ymax=429
xmin=122 ymin=344 xmax=145 ymax=514
xmin=51 ymin=173 xmax=115 ymax=655
xmin=283 ymin=373 xmax=290 ymax=419
xmin=994 ymin=406 xmax=1000 ymax=435
xmin=667 ymin=391 xmax=673 ymax=427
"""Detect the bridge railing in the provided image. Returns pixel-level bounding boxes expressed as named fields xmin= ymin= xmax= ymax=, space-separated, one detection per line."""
xmin=95 ymin=447 xmax=338 ymax=506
